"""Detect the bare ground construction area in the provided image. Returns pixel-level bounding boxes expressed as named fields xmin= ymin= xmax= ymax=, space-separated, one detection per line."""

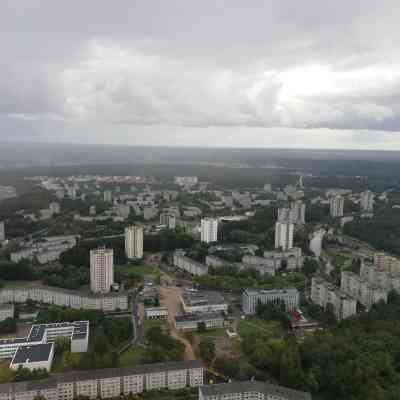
xmin=159 ymin=286 xmax=196 ymax=360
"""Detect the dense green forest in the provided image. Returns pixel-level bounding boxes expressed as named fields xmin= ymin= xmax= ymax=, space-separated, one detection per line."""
xmin=239 ymin=292 xmax=400 ymax=400
xmin=343 ymin=197 xmax=400 ymax=255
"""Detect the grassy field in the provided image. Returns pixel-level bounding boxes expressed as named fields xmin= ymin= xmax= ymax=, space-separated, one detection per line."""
xmin=119 ymin=344 xmax=146 ymax=367
xmin=194 ymin=328 xmax=226 ymax=339
xmin=143 ymin=318 xmax=169 ymax=333
xmin=0 ymin=280 xmax=39 ymax=287
xmin=238 ymin=318 xmax=282 ymax=338
xmin=116 ymin=263 xmax=161 ymax=279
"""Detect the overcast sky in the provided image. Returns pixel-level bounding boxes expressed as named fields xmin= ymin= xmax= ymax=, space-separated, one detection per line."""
xmin=1 ymin=0 xmax=400 ymax=149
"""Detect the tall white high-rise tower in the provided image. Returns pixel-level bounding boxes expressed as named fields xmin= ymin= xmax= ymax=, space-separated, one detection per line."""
xmin=90 ymin=248 xmax=114 ymax=294
xmin=125 ymin=225 xmax=144 ymax=259
xmin=201 ymin=218 xmax=218 ymax=243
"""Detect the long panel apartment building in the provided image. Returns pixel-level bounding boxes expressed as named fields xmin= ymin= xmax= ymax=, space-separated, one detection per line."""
xmin=0 ymin=321 xmax=89 ymax=360
xmin=199 ymin=380 xmax=311 ymax=400
xmin=311 ymin=277 xmax=357 ymax=320
xmin=0 ymin=360 xmax=203 ymax=400
xmin=340 ymin=270 xmax=389 ymax=309
xmin=242 ymin=288 xmax=299 ymax=315
xmin=173 ymin=250 xmax=208 ymax=276
xmin=0 ymin=286 xmax=128 ymax=312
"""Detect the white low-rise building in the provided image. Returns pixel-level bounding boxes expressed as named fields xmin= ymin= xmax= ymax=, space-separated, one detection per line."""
xmin=180 ymin=291 xmax=228 ymax=314
xmin=10 ymin=343 xmax=55 ymax=372
xmin=0 ymin=321 xmax=89 ymax=360
xmin=144 ymin=307 xmax=168 ymax=319
xmin=175 ymin=312 xmax=225 ymax=331
xmin=242 ymin=288 xmax=299 ymax=315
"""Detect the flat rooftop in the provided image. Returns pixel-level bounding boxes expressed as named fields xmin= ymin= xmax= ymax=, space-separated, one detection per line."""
xmin=0 ymin=360 xmax=203 ymax=392
xmin=181 ymin=291 xmax=226 ymax=306
xmin=11 ymin=343 xmax=53 ymax=364
xmin=28 ymin=321 xmax=89 ymax=342
xmin=199 ymin=381 xmax=311 ymax=400
xmin=244 ymin=288 xmax=299 ymax=296
xmin=175 ymin=312 xmax=223 ymax=323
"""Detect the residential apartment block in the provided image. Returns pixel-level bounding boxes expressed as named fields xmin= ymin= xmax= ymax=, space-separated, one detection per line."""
xmin=274 ymin=221 xmax=294 ymax=251
xmin=173 ymin=250 xmax=208 ymax=276
xmin=0 ymin=360 xmax=203 ymax=400
xmin=340 ymin=259 xmax=400 ymax=308
xmin=0 ymin=304 xmax=14 ymax=322
xmin=125 ymin=225 xmax=144 ymax=259
xmin=263 ymin=247 xmax=303 ymax=271
xmin=160 ymin=213 xmax=176 ymax=230
xmin=360 ymin=190 xmax=374 ymax=213
xmin=0 ymin=221 xmax=5 ymax=242
xmin=201 ymin=218 xmax=218 ymax=244
xmin=199 ymin=380 xmax=311 ymax=400
xmin=90 ymin=248 xmax=114 ymax=294
xmin=329 ymin=195 xmax=344 ymax=217
xmin=0 ymin=286 xmax=128 ymax=312
xmin=311 ymin=277 xmax=357 ymax=320
xmin=10 ymin=235 xmax=77 ymax=265
xmin=241 ymin=255 xmax=276 ymax=276
xmin=242 ymin=288 xmax=299 ymax=315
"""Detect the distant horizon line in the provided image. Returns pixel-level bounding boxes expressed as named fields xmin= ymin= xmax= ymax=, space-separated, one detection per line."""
xmin=1 ymin=140 xmax=400 ymax=153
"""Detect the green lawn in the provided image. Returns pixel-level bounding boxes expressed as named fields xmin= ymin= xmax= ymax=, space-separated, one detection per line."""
xmin=0 ymin=280 xmax=39 ymax=287
xmin=143 ymin=318 xmax=169 ymax=332
xmin=238 ymin=318 xmax=282 ymax=337
xmin=116 ymin=263 xmax=160 ymax=279
xmin=119 ymin=344 xmax=146 ymax=367
xmin=195 ymin=328 xmax=226 ymax=339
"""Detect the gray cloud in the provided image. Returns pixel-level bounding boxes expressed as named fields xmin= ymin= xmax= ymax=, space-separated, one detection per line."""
xmin=1 ymin=0 xmax=400 ymax=148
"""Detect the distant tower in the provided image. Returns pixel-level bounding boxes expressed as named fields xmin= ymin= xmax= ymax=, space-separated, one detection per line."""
xmin=290 ymin=201 xmax=306 ymax=224
xmin=104 ymin=190 xmax=113 ymax=203
xmin=0 ymin=221 xmax=5 ymax=242
xmin=263 ymin=183 xmax=272 ymax=193
xmin=49 ymin=202 xmax=60 ymax=215
xmin=90 ymin=248 xmax=114 ymax=294
xmin=275 ymin=221 xmax=294 ymax=251
xmin=360 ymin=190 xmax=374 ymax=213
xmin=125 ymin=225 xmax=144 ymax=259
xmin=160 ymin=213 xmax=176 ymax=230
xmin=201 ymin=218 xmax=218 ymax=243
xmin=330 ymin=195 xmax=344 ymax=217
xmin=68 ymin=187 xmax=77 ymax=201
xmin=298 ymin=174 xmax=304 ymax=189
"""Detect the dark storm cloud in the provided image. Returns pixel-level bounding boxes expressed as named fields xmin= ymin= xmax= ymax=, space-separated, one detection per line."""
xmin=1 ymin=0 xmax=400 ymax=148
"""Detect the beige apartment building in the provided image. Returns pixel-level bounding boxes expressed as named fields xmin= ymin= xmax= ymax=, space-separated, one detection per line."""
xmin=0 ymin=360 xmax=203 ymax=400
xmin=0 ymin=286 xmax=128 ymax=312
xmin=199 ymin=380 xmax=312 ymax=400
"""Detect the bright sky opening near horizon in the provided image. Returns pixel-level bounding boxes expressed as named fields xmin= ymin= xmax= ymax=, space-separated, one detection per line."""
xmin=2 ymin=1 xmax=400 ymax=149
